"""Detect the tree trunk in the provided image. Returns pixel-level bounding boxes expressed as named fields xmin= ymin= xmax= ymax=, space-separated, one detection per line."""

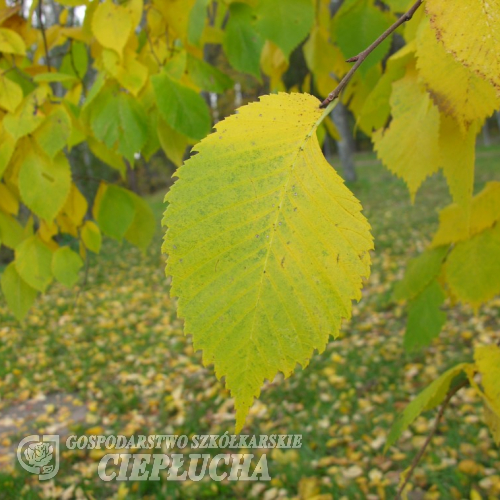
xmin=331 ymin=102 xmax=357 ymax=182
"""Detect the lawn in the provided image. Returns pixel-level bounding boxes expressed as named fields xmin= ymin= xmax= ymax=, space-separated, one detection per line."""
xmin=0 ymin=145 xmax=499 ymax=499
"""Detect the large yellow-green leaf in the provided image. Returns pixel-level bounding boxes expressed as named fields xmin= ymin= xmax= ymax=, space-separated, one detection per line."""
xmin=52 ymin=246 xmax=84 ymax=287
xmin=18 ymin=150 xmax=71 ymax=223
xmin=0 ymin=27 xmax=26 ymax=55
xmin=445 ymin=223 xmax=500 ymax=308
xmin=94 ymin=184 xmax=135 ymax=241
xmin=426 ymin=0 xmax=500 ymax=89
xmin=15 ymin=235 xmax=53 ymax=293
xmin=33 ymin=106 xmax=73 ymax=159
xmin=372 ymin=70 xmax=441 ymax=201
xmin=163 ymin=93 xmax=373 ymax=431
xmin=0 ymin=211 xmax=24 ymax=249
xmin=385 ymin=363 xmax=469 ymax=451
xmin=416 ymin=19 xmax=499 ymax=130
xmin=0 ymin=73 xmax=23 ymax=113
xmin=81 ymin=220 xmax=102 ymax=254
xmin=1 ymin=262 xmax=37 ymax=322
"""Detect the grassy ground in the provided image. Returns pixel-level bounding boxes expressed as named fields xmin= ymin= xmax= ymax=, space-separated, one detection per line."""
xmin=0 ymin=146 xmax=499 ymax=499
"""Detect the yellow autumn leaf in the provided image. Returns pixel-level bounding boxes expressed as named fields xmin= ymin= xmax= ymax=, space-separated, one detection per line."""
xmin=373 ymin=68 xmax=440 ymax=201
xmin=432 ymin=181 xmax=500 ymax=247
xmin=416 ymin=18 xmax=499 ymax=130
xmin=91 ymin=0 xmax=133 ymax=58
xmin=475 ymin=345 xmax=500 ymax=417
xmin=439 ymin=115 xmax=477 ymax=219
xmin=426 ymin=0 xmax=500 ymax=89
xmin=163 ymin=93 xmax=373 ymax=432
xmin=0 ymin=27 xmax=25 ymax=55
xmin=0 ymin=74 xmax=23 ymax=113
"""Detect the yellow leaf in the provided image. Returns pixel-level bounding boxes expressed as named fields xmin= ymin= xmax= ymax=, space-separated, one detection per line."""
xmin=101 ymin=48 xmax=148 ymax=96
xmin=164 ymin=93 xmax=373 ymax=431
xmin=92 ymin=0 xmax=132 ymax=58
xmin=474 ymin=345 xmax=500 ymax=417
xmin=439 ymin=115 xmax=477 ymax=220
xmin=0 ymin=124 xmax=16 ymax=178
xmin=0 ymin=74 xmax=23 ymax=113
xmin=416 ymin=18 xmax=499 ymax=130
xmin=260 ymin=41 xmax=288 ymax=91
xmin=81 ymin=220 xmax=102 ymax=254
xmin=0 ymin=27 xmax=25 ymax=55
xmin=426 ymin=0 xmax=500 ymax=89
xmin=0 ymin=211 xmax=24 ymax=249
xmin=0 ymin=183 xmax=19 ymax=215
xmin=373 ymin=69 xmax=440 ymax=201
xmin=153 ymin=0 xmax=196 ymax=40
xmin=432 ymin=181 xmax=500 ymax=247
xmin=62 ymin=183 xmax=88 ymax=227
xmin=19 ymin=149 xmax=71 ymax=223
xmin=0 ymin=262 xmax=37 ymax=322
xmin=15 ymin=235 xmax=53 ymax=292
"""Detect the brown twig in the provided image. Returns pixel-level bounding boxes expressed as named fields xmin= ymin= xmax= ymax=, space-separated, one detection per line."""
xmin=319 ymin=0 xmax=423 ymax=108
xmin=394 ymin=379 xmax=469 ymax=500
xmin=37 ymin=0 xmax=52 ymax=71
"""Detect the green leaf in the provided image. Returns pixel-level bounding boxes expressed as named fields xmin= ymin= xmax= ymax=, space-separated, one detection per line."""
xmin=81 ymin=220 xmax=102 ymax=254
xmin=445 ymin=223 xmax=500 ymax=309
xmin=19 ymin=150 xmax=71 ymax=223
xmin=187 ymin=54 xmax=233 ymax=93
xmin=223 ymin=3 xmax=264 ymax=78
xmin=124 ymin=192 xmax=156 ymax=252
xmin=116 ymin=92 xmax=149 ymax=162
xmin=34 ymin=106 xmax=73 ymax=158
xmin=95 ymin=184 xmax=135 ymax=241
xmin=393 ymin=245 xmax=448 ymax=301
xmin=332 ymin=0 xmax=393 ymax=73
xmin=52 ymin=246 xmax=84 ymax=287
xmin=15 ymin=235 xmax=53 ymax=292
xmin=404 ymin=280 xmax=446 ymax=351
xmin=152 ymin=71 xmax=211 ymax=141
xmin=188 ymin=0 xmax=210 ymax=46
xmin=89 ymin=85 xmax=120 ymax=150
xmin=3 ymin=92 xmax=45 ymax=140
xmin=0 ymin=126 xmax=16 ymax=178
xmin=163 ymin=93 xmax=373 ymax=431
xmin=59 ymin=41 xmax=88 ymax=83
xmin=33 ymin=72 xmax=79 ymax=84
xmin=0 ymin=211 xmax=24 ymax=249
xmin=385 ymin=363 xmax=468 ymax=451
xmin=255 ymin=0 xmax=314 ymax=59
xmin=1 ymin=262 xmax=37 ymax=322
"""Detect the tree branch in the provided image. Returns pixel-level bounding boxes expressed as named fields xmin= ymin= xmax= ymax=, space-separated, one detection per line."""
xmin=394 ymin=379 xmax=469 ymax=500
xmin=37 ymin=0 xmax=52 ymax=72
xmin=319 ymin=0 xmax=423 ymax=108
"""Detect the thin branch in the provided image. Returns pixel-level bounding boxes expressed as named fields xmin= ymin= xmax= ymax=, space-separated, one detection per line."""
xmin=319 ymin=0 xmax=423 ymax=108
xmin=37 ymin=0 xmax=52 ymax=72
xmin=394 ymin=379 xmax=469 ymax=500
